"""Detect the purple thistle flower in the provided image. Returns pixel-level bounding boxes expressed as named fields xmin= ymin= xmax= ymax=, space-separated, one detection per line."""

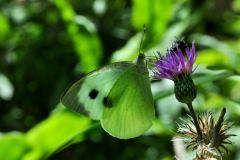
xmin=152 ymin=39 xmax=198 ymax=103
xmin=153 ymin=41 xmax=197 ymax=80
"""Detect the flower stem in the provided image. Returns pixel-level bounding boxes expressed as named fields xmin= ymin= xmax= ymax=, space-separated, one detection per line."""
xmin=187 ymin=103 xmax=202 ymax=141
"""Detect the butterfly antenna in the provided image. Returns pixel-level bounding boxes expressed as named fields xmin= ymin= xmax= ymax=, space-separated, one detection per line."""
xmin=138 ymin=24 xmax=146 ymax=55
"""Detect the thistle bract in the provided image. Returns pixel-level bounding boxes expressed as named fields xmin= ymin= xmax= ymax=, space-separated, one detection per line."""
xmin=153 ymin=40 xmax=197 ymax=103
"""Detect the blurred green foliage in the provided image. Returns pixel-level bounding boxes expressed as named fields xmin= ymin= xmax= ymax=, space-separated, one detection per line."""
xmin=0 ymin=0 xmax=240 ymax=159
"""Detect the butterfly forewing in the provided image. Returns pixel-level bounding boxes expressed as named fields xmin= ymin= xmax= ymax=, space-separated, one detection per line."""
xmin=61 ymin=62 xmax=134 ymax=120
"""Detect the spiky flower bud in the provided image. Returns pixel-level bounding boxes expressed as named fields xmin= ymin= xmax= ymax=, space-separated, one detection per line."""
xmin=177 ymin=108 xmax=235 ymax=160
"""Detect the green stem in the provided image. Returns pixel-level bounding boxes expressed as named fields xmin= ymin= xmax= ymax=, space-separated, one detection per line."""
xmin=187 ymin=103 xmax=202 ymax=141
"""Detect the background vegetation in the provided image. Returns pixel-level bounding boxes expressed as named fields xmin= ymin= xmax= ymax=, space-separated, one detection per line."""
xmin=0 ymin=0 xmax=240 ymax=159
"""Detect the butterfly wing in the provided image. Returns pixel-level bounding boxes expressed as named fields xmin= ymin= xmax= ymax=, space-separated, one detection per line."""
xmin=61 ymin=62 xmax=134 ymax=120
xmin=101 ymin=64 xmax=155 ymax=139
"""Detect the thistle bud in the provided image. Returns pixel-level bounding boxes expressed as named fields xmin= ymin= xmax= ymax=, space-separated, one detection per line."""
xmin=174 ymin=74 xmax=197 ymax=103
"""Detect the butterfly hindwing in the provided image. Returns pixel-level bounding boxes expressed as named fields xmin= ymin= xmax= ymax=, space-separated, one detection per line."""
xmin=101 ymin=61 xmax=155 ymax=139
xmin=61 ymin=62 xmax=134 ymax=120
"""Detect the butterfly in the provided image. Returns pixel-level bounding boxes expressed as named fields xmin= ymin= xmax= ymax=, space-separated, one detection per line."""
xmin=61 ymin=29 xmax=155 ymax=139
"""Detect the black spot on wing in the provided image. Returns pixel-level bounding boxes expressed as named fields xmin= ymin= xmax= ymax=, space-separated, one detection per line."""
xmin=89 ymin=89 xmax=99 ymax=99
xmin=103 ymin=96 xmax=112 ymax=108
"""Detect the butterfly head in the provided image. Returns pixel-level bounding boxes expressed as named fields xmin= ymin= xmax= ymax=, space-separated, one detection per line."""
xmin=136 ymin=53 xmax=145 ymax=66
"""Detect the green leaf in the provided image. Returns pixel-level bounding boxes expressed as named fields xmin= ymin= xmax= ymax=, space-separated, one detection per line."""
xmin=206 ymin=65 xmax=234 ymax=71
xmin=0 ymin=13 xmax=10 ymax=41
xmin=132 ymin=0 xmax=175 ymax=40
xmin=193 ymin=70 xmax=234 ymax=85
xmin=24 ymin=104 xmax=92 ymax=160
xmin=193 ymin=34 xmax=237 ymax=67
xmin=153 ymin=70 xmax=235 ymax=100
xmin=0 ymin=132 xmax=30 ymax=160
xmin=111 ymin=33 xmax=142 ymax=62
xmin=53 ymin=0 xmax=102 ymax=72
xmin=197 ymin=49 xmax=230 ymax=66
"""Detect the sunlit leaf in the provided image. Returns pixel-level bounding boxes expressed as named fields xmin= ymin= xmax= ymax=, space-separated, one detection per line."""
xmin=110 ymin=33 xmax=142 ymax=62
xmin=0 ymin=132 xmax=30 ymax=160
xmin=53 ymin=0 xmax=102 ymax=72
xmin=0 ymin=13 xmax=10 ymax=41
xmin=197 ymin=49 xmax=230 ymax=66
xmin=24 ymin=104 xmax=92 ymax=160
xmin=193 ymin=34 xmax=237 ymax=66
xmin=132 ymin=0 xmax=175 ymax=42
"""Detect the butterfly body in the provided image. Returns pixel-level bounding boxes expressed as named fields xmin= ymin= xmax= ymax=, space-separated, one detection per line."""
xmin=61 ymin=54 xmax=155 ymax=139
